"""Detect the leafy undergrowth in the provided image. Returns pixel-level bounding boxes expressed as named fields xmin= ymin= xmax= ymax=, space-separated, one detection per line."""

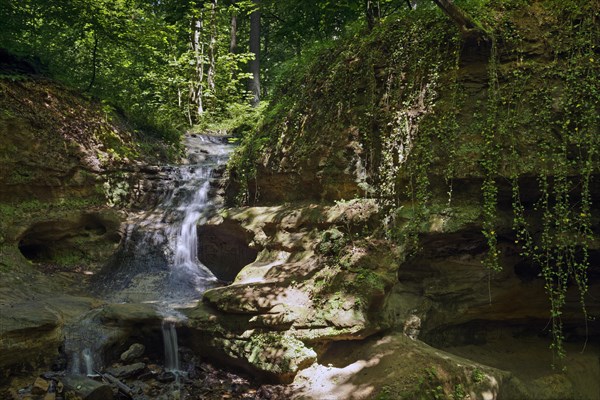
xmin=0 ymin=77 xmax=180 ymax=167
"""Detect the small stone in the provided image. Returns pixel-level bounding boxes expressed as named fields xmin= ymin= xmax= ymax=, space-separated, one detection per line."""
xmin=42 ymin=371 xmax=65 ymax=380
xmin=32 ymin=377 xmax=49 ymax=395
xmin=130 ymin=380 xmax=150 ymax=395
xmin=120 ymin=343 xmax=146 ymax=363
xmin=137 ymin=371 xmax=156 ymax=381
xmin=44 ymin=393 xmax=56 ymax=400
xmin=155 ymin=371 xmax=176 ymax=383
xmin=106 ymin=362 xmax=146 ymax=378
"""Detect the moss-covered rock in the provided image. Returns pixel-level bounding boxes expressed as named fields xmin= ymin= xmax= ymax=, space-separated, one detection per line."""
xmin=184 ymin=200 xmax=398 ymax=382
xmin=220 ymin=0 xmax=600 ymax=394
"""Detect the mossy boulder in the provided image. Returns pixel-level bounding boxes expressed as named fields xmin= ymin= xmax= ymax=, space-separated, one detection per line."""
xmin=185 ymin=200 xmax=397 ymax=382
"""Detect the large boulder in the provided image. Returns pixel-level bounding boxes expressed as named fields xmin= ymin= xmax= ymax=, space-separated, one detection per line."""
xmin=185 ymin=200 xmax=395 ymax=382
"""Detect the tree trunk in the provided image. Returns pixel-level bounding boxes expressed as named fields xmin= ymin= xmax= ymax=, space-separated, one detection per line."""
xmin=249 ymin=0 xmax=261 ymax=107
xmin=365 ymin=0 xmax=380 ymax=31
xmin=85 ymin=31 xmax=98 ymax=92
xmin=61 ymin=375 xmax=113 ymax=400
xmin=207 ymin=0 xmax=217 ymax=97
xmin=230 ymin=2 xmax=237 ymax=53
xmin=263 ymin=20 xmax=269 ymax=97
xmin=190 ymin=11 xmax=205 ymax=119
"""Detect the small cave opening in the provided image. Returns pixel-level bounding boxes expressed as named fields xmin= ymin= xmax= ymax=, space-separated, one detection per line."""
xmin=80 ymin=213 xmax=113 ymax=238
xmin=84 ymin=221 xmax=107 ymax=236
xmin=18 ymin=240 xmax=51 ymax=262
xmin=16 ymin=213 xmax=118 ymax=265
xmin=514 ymin=259 xmax=540 ymax=283
xmin=197 ymin=223 xmax=258 ymax=282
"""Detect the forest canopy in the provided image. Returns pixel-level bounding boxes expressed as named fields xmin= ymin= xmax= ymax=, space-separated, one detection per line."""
xmin=0 ymin=0 xmax=413 ymax=140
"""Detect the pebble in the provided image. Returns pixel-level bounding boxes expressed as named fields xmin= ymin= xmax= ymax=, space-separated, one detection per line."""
xmin=120 ymin=343 xmax=146 ymax=363
xmin=32 ymin=377 xmax=49 ymax=395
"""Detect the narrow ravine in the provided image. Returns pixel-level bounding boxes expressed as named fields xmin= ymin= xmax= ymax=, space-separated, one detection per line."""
xmin=57 ymin=134 xmax=241 ymax=393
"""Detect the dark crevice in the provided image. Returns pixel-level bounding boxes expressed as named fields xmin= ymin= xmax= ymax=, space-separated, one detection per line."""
xmin=198 ymin=223 xmax=258 ymax=282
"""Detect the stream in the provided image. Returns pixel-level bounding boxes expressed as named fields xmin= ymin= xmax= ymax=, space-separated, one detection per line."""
xmin=46 ymin=134 xmax=267 ymax=399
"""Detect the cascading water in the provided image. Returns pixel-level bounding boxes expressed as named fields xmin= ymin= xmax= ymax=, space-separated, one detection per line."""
xmin=82 ymin=348 xmax=95 ymax=376
xmin=164 ymin=167 xmax=219 ymax=299
xmin=63 ymin=310 xmax=111 ymax=377
xmin=94 ymin=134 xmax=233 ymax=305
xmin=66 ymin=134 xmax=233 ymax=375
xmin=162 ymin=320 xmax=180 ymax=372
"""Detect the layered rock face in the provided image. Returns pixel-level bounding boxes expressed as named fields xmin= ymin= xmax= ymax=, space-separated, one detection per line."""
xmin=191 ymin=2 xmax=600 ymax=398
xmin=186 ymin=200 xmax=397 ymax=382
xmin=0 ymin=74 xmax=168 ymax=382
xmin=1 ymin=2 xmax=598 ymax=398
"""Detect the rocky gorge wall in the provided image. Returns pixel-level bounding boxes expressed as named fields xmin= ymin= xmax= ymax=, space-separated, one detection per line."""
xmin=0 ymin=2 xmax=598 ymax=398
xmin=192 ymin=2 xmax=600 ymax=398
xmin=0 ymin=59 xmax=175 ymax=383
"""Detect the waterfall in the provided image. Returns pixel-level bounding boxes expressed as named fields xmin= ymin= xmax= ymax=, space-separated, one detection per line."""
xmin=64 ymin=310 xmax=108 ymax=376
xmin=82 ymin=348 xmax=94 ymax=376
xmin=174 ymin=179 xmax=209 ymax=270
xmin=93 ymin=134 xmax=233 ymax=305
xmin=68 ymin=348 xmax=95 ymax=376
xmin=68 ymin=135 xmax=232 ymax=378
xmin=70 ymin=353 xmax=80 ymax=375
xmin=169 ymin=169 xmax=215 ymax=289
xmin=162 ymin=320 xmax=180 ymax=372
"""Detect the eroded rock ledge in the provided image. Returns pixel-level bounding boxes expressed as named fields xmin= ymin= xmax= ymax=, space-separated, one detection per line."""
xmin=183 ymin=194 xmax=599 ymax=398
xmin=185 ymin=200 xmax=395 ymax=382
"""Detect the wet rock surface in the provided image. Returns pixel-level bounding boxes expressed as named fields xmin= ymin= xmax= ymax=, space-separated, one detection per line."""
xmin=106 ymin=363 xmax=147 ymax=379
xmin=2 ymin=355 xmax=290 ymax=400
xmin=120 ymin=344 xmax=145 ymax=363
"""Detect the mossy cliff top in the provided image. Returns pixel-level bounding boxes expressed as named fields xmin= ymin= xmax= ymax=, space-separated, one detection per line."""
xmin=0 ymin=62 xmax=180 ymax=234
xmin=0 ymin=62 xmax=178 ymax=294
xmin=230 ymin=0 xmax=599 ymax=205
xmin=0 ymin=74 xmax=177 ymax=197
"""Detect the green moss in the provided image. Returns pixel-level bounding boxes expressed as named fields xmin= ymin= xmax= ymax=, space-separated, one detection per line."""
xmin=317 ymin=228 xmax=347 ymax=257
xmin=0 ymin=196 xmax=105 ymax=237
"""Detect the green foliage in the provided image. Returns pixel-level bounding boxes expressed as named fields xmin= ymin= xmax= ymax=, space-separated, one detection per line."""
xmin=372 ymin=10 xmax=460 ymax=249
xmin=490 ymin=0 xmax=598 ymax=363
xmin=452 ymin=383 xmax=467 ymax=400
xmin=0 ymin=0 xmax=262 ymax=139
xmin=317 ymin=228 xmax=348 ymax=258
xmin=193 ymin=101 xmax=267 ymax=137
xmin=471 ymin=368 xmax=485 ymax=383
xmin=376 ymin=0 xmax=599 ymax=363
xmin=405 ymin=367 xmax=448 ymax=400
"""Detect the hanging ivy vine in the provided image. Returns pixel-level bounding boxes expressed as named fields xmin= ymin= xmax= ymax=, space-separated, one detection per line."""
xmin=377 ymin=0 xmax=598 ymax=363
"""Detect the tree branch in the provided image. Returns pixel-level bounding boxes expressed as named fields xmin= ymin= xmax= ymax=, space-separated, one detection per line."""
xmin=432 ymin=0 xmax=490 ymax=40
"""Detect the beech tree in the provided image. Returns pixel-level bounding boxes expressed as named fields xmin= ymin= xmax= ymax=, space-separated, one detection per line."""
xmin=249 ymin=0 xmax=261 ymax=106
